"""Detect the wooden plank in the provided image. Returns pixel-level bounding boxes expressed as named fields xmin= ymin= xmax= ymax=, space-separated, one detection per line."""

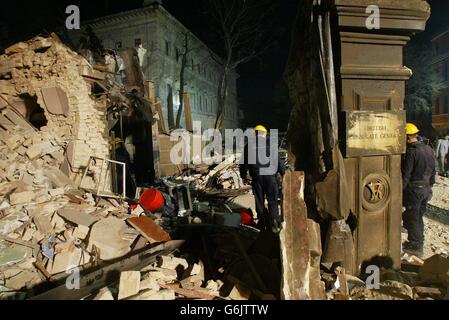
xmin=34 ymin=260 xmax=52 ymax=280
xmin=127 ymin=216 xmax=171 ymax=244
xmin=0 ymin=114 xmax=15 ymax=131
xmin=279 ymin=171 xmax=311 ymax=300
xmin=160 ymin=283 xmax=217 ymax=300
xmin=41 ymin=87 xmax=70 ymax=117
xmin=2 ymin=106 xmax=36 ymax=134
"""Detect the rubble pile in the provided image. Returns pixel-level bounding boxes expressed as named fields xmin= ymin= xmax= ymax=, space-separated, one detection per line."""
xmin=323 ymin=254 xmax=449 ymax=300
xmin=179 ymin=155 xmax=246 ymax=191
xmin=85 ymin=254 xmax=229 ymax=300
xmin=429 ymin=175 xmax=449 ymax=211
xmin=0 ymin=36 xmax=173 ymax=299
xmin=0 ymin=35 xmax=111 ymax=188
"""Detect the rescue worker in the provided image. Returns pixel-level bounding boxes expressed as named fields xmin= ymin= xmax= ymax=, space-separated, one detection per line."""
xmin=402 ymin=123 xmax=436 ymax=257
xmin=239 ymin=125 xmax=286 ymax=233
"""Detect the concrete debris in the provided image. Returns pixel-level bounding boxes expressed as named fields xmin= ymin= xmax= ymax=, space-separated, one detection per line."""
xmin=419 ymin=254 xmax=449 ymax=286
xmin=176 ymin=154 xmax=246 ymax=191
xmin=158 ymin=255 xmax=189 ymax=271
xmin=128 ymin=288 xmax=176 ymax=300
xmin=57 ymin=207 xmax=100 ymax=227
xmin=0 ymin=246 xmax=32 ymax=267
xmin=348 ymin=281 xmax=414 ymax=300
xmin=229 ymin=284 xmax=251 ymax=300
xmin=87 ymin=217 xmax=133 ymax=261
xmin=72 ymin=225 xmax=90 ymax=240
xmin=118 ymin=271 xmax=141 ymax=300
xmin=49 ymin=246 xmax=83 ymax=275
xmin=93 ymin=287 xmax=114 ymax=300
xmin=413 ymin=286 xmax=444 ymax=300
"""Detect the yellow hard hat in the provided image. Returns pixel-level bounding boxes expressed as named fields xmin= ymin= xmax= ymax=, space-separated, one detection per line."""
xmin=255 ymin=125 xmax=267 ymax=133
xmin=405 ymin=123 xmax=419 ymax=135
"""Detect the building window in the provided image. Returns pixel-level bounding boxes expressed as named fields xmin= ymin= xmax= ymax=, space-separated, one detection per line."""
xmin=165 ymin=41 xmax=170 ymax=56
xmin=191 ymin=59 xmax=194 ymax=71
xmin=135 ymin=38 xmax=142 ymax=47
xmin=445 ymin=96 xmax=449 ymax=114
xmin=115 ymin=41 xmax=122 ymax=49
xmin=199 ymin=95 xmax=202 ymax=112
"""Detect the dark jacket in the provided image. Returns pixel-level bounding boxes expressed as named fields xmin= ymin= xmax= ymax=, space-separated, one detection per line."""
xmin=402 ymin=141 xmax=436 ymax=190
xmin=239 ymin=136 xmax=285 ymax=179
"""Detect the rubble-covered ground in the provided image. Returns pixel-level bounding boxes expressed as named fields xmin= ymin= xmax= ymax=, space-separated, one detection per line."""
xmin=407 ymin=175 xmax=449 ymax=259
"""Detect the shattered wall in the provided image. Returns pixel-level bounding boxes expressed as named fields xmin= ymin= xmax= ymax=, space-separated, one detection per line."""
xmin=0 ymin=36 xmax=110 ymax=189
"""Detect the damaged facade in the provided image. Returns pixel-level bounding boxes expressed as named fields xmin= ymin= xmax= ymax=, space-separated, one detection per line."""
xmin=0 ymin=35 xmax=110 ymax=189
xmin=67 ymin=2 xmax=240 ymax=131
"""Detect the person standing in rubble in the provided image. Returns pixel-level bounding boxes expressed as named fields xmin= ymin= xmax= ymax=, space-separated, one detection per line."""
xmin=402 ymin=123 xmax=436 ymax=257
xmin=114 ymin=138 xmax=136 ymax=198
xmin=239 ymin=125 xmax=285 ymax=233
xmin=435 ymin=135 xmax=449 ymax=176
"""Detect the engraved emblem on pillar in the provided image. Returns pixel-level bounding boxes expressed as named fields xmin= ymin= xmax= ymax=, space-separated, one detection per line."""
xmin=362 ymin=173 xmax=391 ymax=212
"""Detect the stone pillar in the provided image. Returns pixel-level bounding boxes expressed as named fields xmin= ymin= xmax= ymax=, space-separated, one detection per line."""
xmin=334 ymin=0 xmax=430 ymax=271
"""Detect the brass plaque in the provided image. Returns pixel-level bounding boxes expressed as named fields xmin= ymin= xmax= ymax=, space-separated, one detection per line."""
xmin=345 ymin=111 xmax=406 ymax=157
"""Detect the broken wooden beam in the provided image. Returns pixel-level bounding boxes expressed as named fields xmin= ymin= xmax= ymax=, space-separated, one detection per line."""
xmin=29 ymin=240 xmax=184 ymax=300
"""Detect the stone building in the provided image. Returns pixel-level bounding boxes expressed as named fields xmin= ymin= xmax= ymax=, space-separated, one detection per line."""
xmin=68 ymin=1 xmax=239 ymax=131
xmin=431 ymin=28 xmax=449 ymax=133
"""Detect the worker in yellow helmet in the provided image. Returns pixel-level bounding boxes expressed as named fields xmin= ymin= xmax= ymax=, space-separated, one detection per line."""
xmin=254 ymin=125 xmax=268 ymax=137
xmin=239 ymin=125 xmax=285 ymax=233
xmin=402 ymin=123 xmax=435 ymax=257
xmin=115 ymin=137 xmax=124 ymax=146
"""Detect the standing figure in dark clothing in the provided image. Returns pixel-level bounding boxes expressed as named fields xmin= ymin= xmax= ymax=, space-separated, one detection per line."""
xmin=402 ymin=123 xmax=436 ymax=257
xmin=114 ymin=138 xmax=136 ymax=198
xmin=239 ymin=125 xmax=286 ymax=233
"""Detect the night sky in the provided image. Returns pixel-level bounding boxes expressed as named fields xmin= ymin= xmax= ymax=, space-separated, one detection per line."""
xmin=1 ymin=0 xmax=448 ymax=130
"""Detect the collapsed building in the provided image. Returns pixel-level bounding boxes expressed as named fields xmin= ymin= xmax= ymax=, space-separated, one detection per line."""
xmin=0 ymin=35 xmax=274 ymax=300
xmin=0 ymin=0 xmax=448 ymax=301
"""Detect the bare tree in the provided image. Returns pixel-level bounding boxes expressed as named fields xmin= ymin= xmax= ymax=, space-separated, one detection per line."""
xmin=203 ymin=0 xmax=277 ymax=129
xmin=175 ymin=33 xmax=199 ymax=129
